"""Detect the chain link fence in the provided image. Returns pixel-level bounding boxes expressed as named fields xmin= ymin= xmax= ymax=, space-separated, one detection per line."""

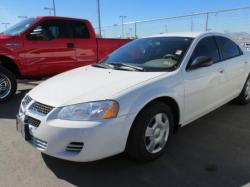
xmin=96 ymin=6 xmax=250 ymax=45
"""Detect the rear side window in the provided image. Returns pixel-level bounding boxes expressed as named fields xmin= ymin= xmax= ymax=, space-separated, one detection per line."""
xmin=190 ymin=37 xmax=220 ymax=63
xmin=45 ymin=20 xmax=70 ymax=39
xmin=69 ymin=20 xmax=90 ymax=39
xmin=215 ymin=36 xmax=242 ymax=60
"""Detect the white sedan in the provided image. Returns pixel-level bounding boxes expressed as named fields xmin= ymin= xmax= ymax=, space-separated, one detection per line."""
xmin=17 ymin=32 xmax=250 ymax=162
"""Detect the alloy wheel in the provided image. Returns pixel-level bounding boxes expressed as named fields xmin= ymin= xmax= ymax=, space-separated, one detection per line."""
xmin=245 ymin=79 xmax=250 ymax=100
xmin=144 ymin=113 xmax=170 ymax=154
xmin=0 ymin=73 xmax=12 ymax=99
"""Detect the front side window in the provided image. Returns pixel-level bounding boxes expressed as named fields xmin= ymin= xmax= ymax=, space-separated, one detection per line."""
xmin=100 ymin=37 xmax=193 ymax=72
xmin=215 ymin=36 xmax=242 ymax=60
xmin=1 ymin=18 xmax=37 ymax=36
xmin=28 ymin=19 xmax=70 ymax=40
xmin=190 ymin=37 xmax=220 ymax=64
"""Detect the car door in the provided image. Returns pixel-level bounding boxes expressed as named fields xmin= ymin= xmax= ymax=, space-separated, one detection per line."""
xmin=183 ymin=36 xmax=226 ymax=124
xmin=215 ymin=36 xmax=247 ymax=99
xmin=24 ymin=19 xmax=77 ymax=76
xmin=67 ymin=20 xmax=97 ymax=67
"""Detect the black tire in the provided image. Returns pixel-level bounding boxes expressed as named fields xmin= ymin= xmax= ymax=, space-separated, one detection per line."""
xmin=0 ymin=66 xmax=17 ymax=102
xmin=126 ymin=101 xmax=174 ymax=161
xmin=235 ymin=75 xmax=250 ymax=105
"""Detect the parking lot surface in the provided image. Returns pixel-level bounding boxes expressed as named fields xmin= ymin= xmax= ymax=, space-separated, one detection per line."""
xmin=0 ymin=80 xmax=250 ymax=187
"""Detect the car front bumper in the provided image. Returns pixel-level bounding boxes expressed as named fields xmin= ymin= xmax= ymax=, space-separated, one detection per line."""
xmin=16 ymin=113 xmax=135 ymax=162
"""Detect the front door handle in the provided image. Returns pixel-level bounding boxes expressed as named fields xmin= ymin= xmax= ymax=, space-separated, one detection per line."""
xmin=67 ymin=43 xmax=74 ymax=48
xmin=219 ymin=70 xmax=224 ymax=74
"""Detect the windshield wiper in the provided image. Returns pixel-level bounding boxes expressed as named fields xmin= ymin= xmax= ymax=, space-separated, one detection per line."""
xmin=111 ymin=63 xmax=144 ymax=72
xmin=92 ymin=63 xmax=114 ymax=69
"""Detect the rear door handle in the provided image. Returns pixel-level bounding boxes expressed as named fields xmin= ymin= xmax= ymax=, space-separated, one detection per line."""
xmin=67 ymin=43 xmax=74 ymax=48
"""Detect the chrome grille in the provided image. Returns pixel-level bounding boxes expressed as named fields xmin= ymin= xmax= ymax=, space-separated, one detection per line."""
xmin=31 ymin=136 xmax=47 ymax=151
xmin=24 ymin=115 xmax=41 ymax=127
xmin=22 ymin=95 xmax=32 ymax=108
xmin=66 ymin=142 xmax=84 ymax=153
xmin=30 ymin=102 xmax=54 ymax=115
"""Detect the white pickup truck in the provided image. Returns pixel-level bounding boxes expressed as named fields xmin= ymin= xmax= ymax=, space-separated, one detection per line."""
xmin=17 ymin=32 xmax=250 ymax=162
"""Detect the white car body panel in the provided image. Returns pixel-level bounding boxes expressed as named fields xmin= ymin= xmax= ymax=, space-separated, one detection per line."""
xmin=17 ymin=32 xmax=250 ymax=162
xmin=29 ymin=66 xmax=165 ymax=107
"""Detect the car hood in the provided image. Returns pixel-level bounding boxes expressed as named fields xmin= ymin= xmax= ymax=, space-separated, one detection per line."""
xmin=29 ymin=66 xmax=165 ymax=107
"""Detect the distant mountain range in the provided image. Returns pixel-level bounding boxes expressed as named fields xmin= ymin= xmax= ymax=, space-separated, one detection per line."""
xmin=225 ymin=31 xmax=250 ymax=43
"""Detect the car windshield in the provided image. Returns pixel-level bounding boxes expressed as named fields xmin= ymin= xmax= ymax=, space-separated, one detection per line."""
xmin=100 ymin=37 xmax=193 ymax=72
xmin=1 ymin=18 xmax=37 ymax=36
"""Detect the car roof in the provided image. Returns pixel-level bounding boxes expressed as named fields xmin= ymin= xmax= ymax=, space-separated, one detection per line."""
xmin=35 ymin=16 xmax=88 ymax=22
xmin=146 ymin=31 xmax=226 ymax=39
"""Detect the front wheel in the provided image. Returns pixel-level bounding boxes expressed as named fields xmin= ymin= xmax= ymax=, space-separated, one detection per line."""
xmin=235 ymin=75 xmax=250 ymax=105
xmin=0 ymin=66 xmax=17 ymax=102
xmin=126 ymin=102 xmax=174 ymax=161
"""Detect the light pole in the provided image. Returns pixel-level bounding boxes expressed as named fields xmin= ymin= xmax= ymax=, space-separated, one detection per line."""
xmin=165 ymin=24 xmax=168 ymax=33
xmin=101 ymin=29 xmax=105 ymax=38
xmin=44 ymin=0 xmax=56 ymax=16
xmin=190 ymin=14 xmax=194 ymax=32
xmin=205 ymin=12 xmax=209 ymax=31
xmin=2 ymin=22 xmax=10 ymax=30
xmin=113 ymin=24 xmax=119 ymax=38
xmin=52 ymin=0 xmax=56 ymax=16
xmin=97 ymin=0 xmax=102 ymax=37
xmin=119 ymin=15 xmax=127 ymax=38
xmin=44 ymin=7 xmax=54 ymax=16
xmin=129 ymin=28 xmax=133 ymax=38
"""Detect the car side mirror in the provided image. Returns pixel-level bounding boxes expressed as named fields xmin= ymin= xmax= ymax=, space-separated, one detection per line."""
xmin=27 ymin=28 xmax=44 ymax=40
xmin=27 ymin=27 xmax=53 ymax=40
xmin=189 ymin=56 xmax=213 ymax=70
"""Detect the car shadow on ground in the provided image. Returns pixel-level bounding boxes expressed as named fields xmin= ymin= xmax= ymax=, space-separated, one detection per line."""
xmin=42 ymin=103 xmax=250 ymax=187
xmin=0 ymin=81 xmax=41 ymax=119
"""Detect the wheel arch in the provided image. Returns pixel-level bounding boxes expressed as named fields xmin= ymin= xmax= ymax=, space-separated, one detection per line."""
xmin=0 ymin=55 xmax=20 ymax=78
xmin=127 ymin=96 xmax=181 ymax=141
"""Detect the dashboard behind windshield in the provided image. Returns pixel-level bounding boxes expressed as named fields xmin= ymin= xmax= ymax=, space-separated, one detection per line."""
xmin=102 ymin=37 xmax=193 ymax=72
xmin=1 ymin=18 xmax=37 ymax=36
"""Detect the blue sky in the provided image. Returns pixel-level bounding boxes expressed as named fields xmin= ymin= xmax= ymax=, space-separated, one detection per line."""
xmin=1 ymin=0 xmax=250 ymax=36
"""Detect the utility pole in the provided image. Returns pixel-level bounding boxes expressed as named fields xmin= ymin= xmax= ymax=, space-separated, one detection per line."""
xmin=97 ymin=0 xmax=102 ymax=37
xmin=120 ymin=15 xmax=127 ymax=38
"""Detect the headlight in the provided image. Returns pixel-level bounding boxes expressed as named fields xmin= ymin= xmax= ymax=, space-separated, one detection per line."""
xmin=57 ymin=100 xmax=119 ymax=121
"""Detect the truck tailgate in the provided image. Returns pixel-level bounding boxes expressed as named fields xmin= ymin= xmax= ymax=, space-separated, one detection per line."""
xmin=97 ymin=38 xmax=131 ymax=61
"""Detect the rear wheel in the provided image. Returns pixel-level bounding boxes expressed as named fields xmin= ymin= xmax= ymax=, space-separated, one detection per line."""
xmin=126 ymin=102 xmax=174 ymax=161
xmin=235 ymin=75 xmax=250 ymax=105
xmin=0 ymin=66 xmax=17 ymax=102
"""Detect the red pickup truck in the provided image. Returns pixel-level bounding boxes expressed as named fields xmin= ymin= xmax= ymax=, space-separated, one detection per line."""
xmin=0 ymin=16 xmax=131 ymax=102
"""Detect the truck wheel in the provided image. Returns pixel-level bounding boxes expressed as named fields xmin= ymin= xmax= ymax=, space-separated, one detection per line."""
xmin=235 ymin=75 xmax=250 ymax=105
xmin=0 ymin=66 xmax=17 ymax=102
xmin=126 ymin=101 xmax=174 ymax=161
